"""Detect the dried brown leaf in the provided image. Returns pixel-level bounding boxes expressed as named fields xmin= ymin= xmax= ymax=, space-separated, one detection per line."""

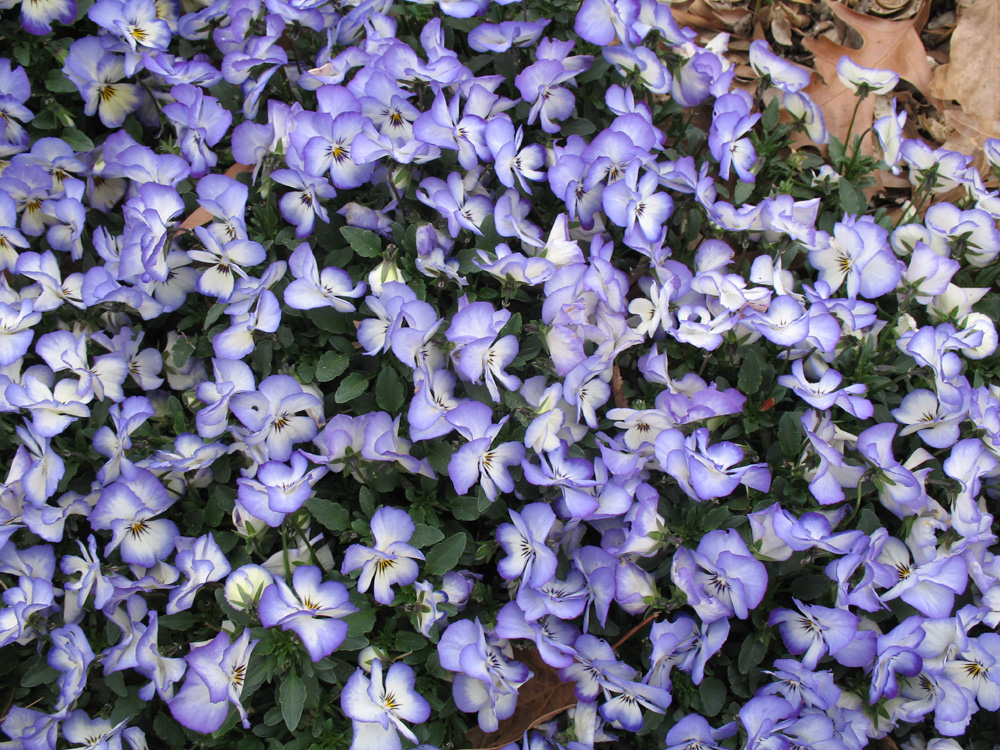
xmin=940 ymin=109 xmax=1000 ymax=174
xmin=463 ymin=649 xmax=577 ymax=750
xmin=934 ymin=0 xmax=1000 ymax=122
xmin=771 ymin=3 xmax=794 ymax=46
xmin=801 ymin=0 xmax=936 ymax=149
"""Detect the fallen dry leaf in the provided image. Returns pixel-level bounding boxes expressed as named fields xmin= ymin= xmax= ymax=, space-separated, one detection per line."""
xmin=930 ymin=0 xmax=1000 ymax=122
xmin=802 ymin=0 xmax=937 ymax=150
xmin=940 ymin=109 xmax=1000 ymax=174
xmin=464 ymin=648 xmax=577 ymax=750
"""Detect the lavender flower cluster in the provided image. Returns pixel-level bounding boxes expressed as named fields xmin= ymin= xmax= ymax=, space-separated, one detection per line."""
xmin=1 ymin=0 xmax=1000 ymax=748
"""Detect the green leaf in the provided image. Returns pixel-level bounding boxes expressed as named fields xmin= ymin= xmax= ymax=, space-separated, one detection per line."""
xmin=699 ymin=676 xmax=727 ymax=716
xmin=306 ymin=498 xmax=350 ymax=532
xmin=345 ymin=603 xmax=376 ymax=637
xmin=279 ymin=671 xmax=306 ymax=732
xmin=13 ymin=44 xmax=31 ymax=67
xmin=498 ymin=312 xmax=522 ymax=339
xmin=828 ymin=136 xmax=846 ymax=168
xmin=334 ymin=371 xmax=370 ymax=403
xmin=410 ymin=523 xmax=445 ymax=548
xmin=359 ymin=486 xmax=376 ymax=517
xmin=424 ymin=533 xmax=467 ymax=576
xmin=316 ymin=351 xmax=350 ymax=383
xmin=61 ymin=128 xmax=94 ymax=151
xmin=761 ymin=94 xmax=781 ymax=132
xmin=451 ymin=496 xmax=480 ymax=520
xmin=790 ymin=574 xmax=832 ymax=601
xmin=738 ymin=636 xmax=767 ymax=674
xmin=838 ymin=178 xmax=867 ymax=216
xmin=375 ymin=367 xmax=405 ymax=413
xmin=778 ymin=411 xmax=802 ymax=457
xmin=203 ymin=302 xmax=226 ymax=331
xmin=340 ymin=226 xmax=382 ymax=258
xmin=733 ymin=179 xmax=754 ymax=206
xmin=562 ymin=119 xmax=596 ymax=136
xmin=171 ymin=336 xmax=195 ymax=370
xmin=395 ymin=631 xmax=428 ymax=651
xmin=738 ymin=348 xmax=763 ymax=395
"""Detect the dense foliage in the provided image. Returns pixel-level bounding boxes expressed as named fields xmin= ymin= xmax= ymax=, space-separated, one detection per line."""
xmin=2 ymin=0 xmax=1000 ymax=749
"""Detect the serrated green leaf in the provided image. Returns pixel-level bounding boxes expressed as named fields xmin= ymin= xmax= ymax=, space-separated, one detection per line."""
xmin=306 ymin=498 xmax=350 ymax=531
xmin=340 ymin=226 xmax=382 ymax=258
xmin=375 ymin=367 xmax=405 ymax=413
xmin=335 ymin=371 xmax=370 ymax=403
xmin=279 ymin=672 xmax=306 ymax=732
xmin=410 ymin=523 xmax=445 ymax=549
xmin=316 ymin=351 xmax=349 ymax=382
xmin=738 ymin=348 xmax=763 ymax=395
xmin=424 ymin=533 xmax=467 ymax=576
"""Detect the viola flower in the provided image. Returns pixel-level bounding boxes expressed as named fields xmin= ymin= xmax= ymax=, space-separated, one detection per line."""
xmin=602 ymin=162 xmax=674 ymax=242
xmin=748 ymin=40 xmax=811 ymax=92
xmin=877 ymin=537 xmax=968 ymax=618
xmin=188 ymin=226 xmax=266 ymax=302
xmin=228 ymin=374 xmax=321 ymax=463
xmin=284 ymin=243 xmax=365 ymax=311
xmin=655 ymin=427 xmax=771 ymax=502
xmin=437 ymin=618 xmax=531 ymax=733
xmin=341 ymin=507 xmax=425 ymax=605
xmin=648 ymin=614 xmax=729 ymax=687
xmin=574 ymin=0 xmax=640 ymax=46
xmin=237 ymin=452 xmax=328 ymax=527
xmin=515 ymin=58 xmax=580 ymax=134
xmin=168 ymin=533 xmax=232 ymax=613
xmin=708 ymin=94 xmax=760 ymax=182
xmin=162 ymin=84 xmax=233 ymax=177
xmin=495 ymin=502 xmax=559 ymax=590
xmin=62 ymin=38 xmax=141 ymax=128
xmin=836 ymin=56 xmax=899 ymax=97
xmin=88 ymin=0 xmax=171 ymax=74
xmin=259 ymin=565 xmax=357 ymax=661
xmin=342 ymin=659 xmax=431 ymax=750
xmin=870 ymin=616 xmax=925 ymax=702
xmin=670 ymin=529 xmax=768 ymax=623
xmin=417 ymin=173 xmax=493 ymax=238
xmin=768 ymin=598 xmax=874 ymax=669
xmin=169 ymin=629 xmax=258 ymax=733
xmin=665 ymin=714 xmax=738 ymax=750
xmin=446 ymin=401 xmax=526 ymax=501
xmin=3 ymin=0 xmax=76 ymax=34
xmin=758 ymin=659 xmax=842 ymax=711
xmin=778 ymin=359 xmax=873 ymax=419
xmin=88 ymin=469 xmax=178 ymax=567
xmin=808 ymin=219 xmax=901 ymax=299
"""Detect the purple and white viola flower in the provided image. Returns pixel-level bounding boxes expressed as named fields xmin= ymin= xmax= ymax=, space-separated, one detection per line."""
xmin=259 ymin=565 xmax=357 ymax=661
xmin=341 ymin=658 xmax=431 ymax=750
xmin=341 ymin=507 xmax=424 ymax=605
